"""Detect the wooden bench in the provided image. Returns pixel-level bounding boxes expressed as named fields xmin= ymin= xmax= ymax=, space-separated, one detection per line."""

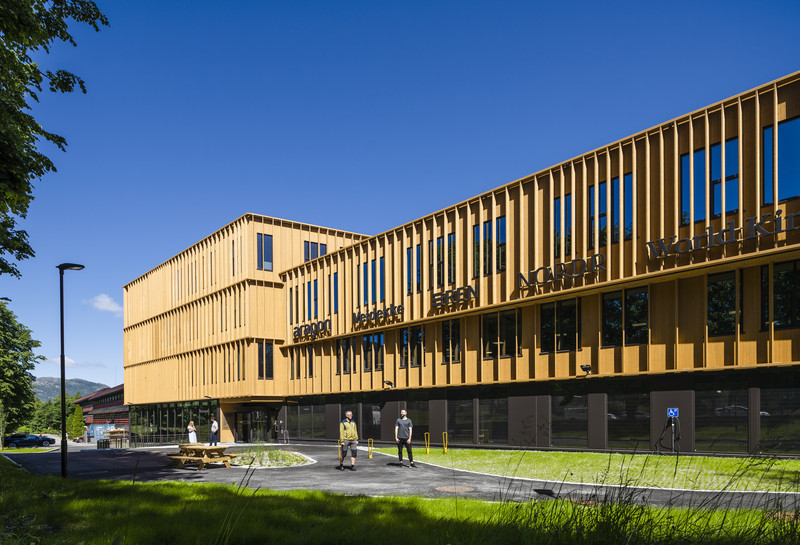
xmin=168 ymin=449 xmax=239 ymax=470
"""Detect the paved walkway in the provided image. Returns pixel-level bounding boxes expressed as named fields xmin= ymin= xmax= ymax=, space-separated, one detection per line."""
xmin=5 ymin=443 xmax=800 ymax=511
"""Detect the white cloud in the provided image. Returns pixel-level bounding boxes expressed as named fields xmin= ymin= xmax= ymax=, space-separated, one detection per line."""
xmin=47 ymin=357 xmax=106 ymax=369
xmin=85 ymin=293 xmax=123 ymax=317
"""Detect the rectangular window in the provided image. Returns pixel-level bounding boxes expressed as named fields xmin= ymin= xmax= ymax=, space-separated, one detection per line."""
xmin=304 ymin=241 xmax=309 ymax=263
xmin=258 ymin=342 xmax=264 ymax=380
xmin=482 ymin=310 xmax=520 ymax=359
xmin=320 ymin=243 xmax=327 ymax=256
xmin=328 ymin=274 xmax=331 ymax=316
xmin=773 ymin=260 xmax=800 ymax=329
xmin=307 ymin=345 xmax=313 ymax=378
xmin=257 ymin=234 xmax=273 ymax=271
xmin=496 ymin=216 xmax=506 ymax=272
xmin=623 ymin=173 xmax=632 ymax=241
xmin=416 ymin=244 xmax=421 ymax=293
xmin=602 ymin=291 xmax=623 ymax=346
xmin=624 ymin=287 xmax=648 ymax=344
xmin=482 ymin=312 xmax=498 ymax=358
xmin=473 ymin=224 xmax=480 ymax=279
xmin=436 ymin=236 xmax=444 ymax=288
xmin=710 ymin=139 xmax=740 ymax=215
xmin=611 ymin=176 xmax=621 ymax=242
xmin=406 ymin=246 xmax=412 ymax=296
xmin=310 ymin=242 xmax=318 ymax=260
xmin=589 ymin=181 xmax=609 ymax=248
xmin=429 ymin=240 xmax=434 ymax=290
xmin=680 ymin=150 xmax=706 ymax=225
xmin=289 ymin=287 xmax=293 ymax=325
xmin=363 ymin=262 xmax=368 ymax=306
xmin=761 ymin=265 xmax=769 ymax=331
xmin=333 ymin=272 xmax=339 ymax=313
xmin=257 ymin=342 xmax=273 ymax=380
xmin=313 ymin=280 xmax=318 ymax=318
xmin=363 ymin=335 xmax=373 ymax=372
xmin=295 ymin=347 xmax=300 ymax=378
xmin=336 ymin=339 xmax=341 ymax=375
xmin=483 ymin=220 xmax=492 ymax=275
xmin=442 ymin=319 xmax=461 ymax=364
xmin=708 ymin=272 xmax=736 ymax=336
xmin=371 ymin=259 xmax=377 ymax=304
xmin=764 ymin=117 xmax=800 ymax=204
xmin=447 ymin=233 xmax=456 ymax=284
xmin=290 ymin=348 xmax=295 ymax=379
xmin=402 ymin=326 xmax=424 ymax=367
xmin=380 ymin=257 xmax=385 ymax=302
xmin=374 ymin=333 xmax=384 ymax=371
xmin=342 ymin=338 xmax=351 ymax=374
xmin=307 ymin=282 xmax=311 ymax=319
xmin=589 ymin=185 xmax=595 ymax=250
xmin=554 ymin=196 xmax=561 ymax=258
xmin=540 ymin=303 xmax=555 ymax=353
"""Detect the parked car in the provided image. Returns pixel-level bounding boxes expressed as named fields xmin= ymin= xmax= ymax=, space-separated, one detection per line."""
xmin=714 ymin=406 xmax=770 ymax=416
xmin=615 ymin=411 xmax=650 ymax=420
xmin=3 ymin=433 xmax=57 ymax=448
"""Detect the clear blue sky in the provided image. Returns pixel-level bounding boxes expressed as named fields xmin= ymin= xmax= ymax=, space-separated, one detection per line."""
xmin=2 ymin=0 xmax=799 ymax=389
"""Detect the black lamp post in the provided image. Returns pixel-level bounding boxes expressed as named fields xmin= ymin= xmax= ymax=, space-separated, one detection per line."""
xmin=58 ymin=262 xmax=84 ymax=478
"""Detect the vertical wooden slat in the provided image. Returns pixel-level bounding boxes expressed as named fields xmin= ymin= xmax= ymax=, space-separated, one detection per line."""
xmin=674 ymin=121 xmax=679 ymax=236
xmin=618 ymin=145 xmax=624 ymax=280
xmin=559 ymin=166 xmax=565 ymax=261
xmin=773 ymin=82 xmax=779 ymax=217
xmin=704 ymin=110 xmax=711 ymax=232
xmin=738 ymin=97 xmax=744 ymax=231
xmin=594 ymin=154 xmax=599 ymax=253
xmin=721 ymin=104 xmax=727 ymax=228
xmin=689 ymin=116 xmax=695 ymax=229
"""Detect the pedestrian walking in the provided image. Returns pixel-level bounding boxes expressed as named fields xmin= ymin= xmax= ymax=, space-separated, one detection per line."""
xmin=338 ymin=410 xmax=359 ymax=471
xmin=395 ymin=409 xmax=415 ymax=467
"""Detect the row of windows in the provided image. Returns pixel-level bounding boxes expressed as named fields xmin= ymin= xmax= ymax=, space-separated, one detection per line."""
xmin=303 ymin=241 xmax=328 ymax=263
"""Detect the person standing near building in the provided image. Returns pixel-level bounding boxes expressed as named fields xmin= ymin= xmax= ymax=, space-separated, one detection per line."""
xmin=209 ymin=417 xmax=219 ymax=446
xmin=395 ymin=409 xmax=415 ymax=467
xmin=187 ymin=420 xmax=197 ymax=443
xmin=338 ymin=410 xmax=359 ymax=471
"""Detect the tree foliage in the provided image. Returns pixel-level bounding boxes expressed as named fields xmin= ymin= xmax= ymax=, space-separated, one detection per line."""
xmin=0 ymin=0 xmax=108 ymax=276
xmin=0 ymin=301 xmax=43 ymax=430
xmin=17 ymin=392 xmax=81 ymax=433
xmin=67 ymin=402 xmax=84 ymax=438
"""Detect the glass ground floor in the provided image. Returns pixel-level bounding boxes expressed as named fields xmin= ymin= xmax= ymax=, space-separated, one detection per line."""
xmin=129 ymin=366 xmax=800 ymax=454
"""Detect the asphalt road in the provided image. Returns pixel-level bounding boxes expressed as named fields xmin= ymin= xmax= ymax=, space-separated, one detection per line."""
xmin=5 ymin=442 xmax=800 ymax=511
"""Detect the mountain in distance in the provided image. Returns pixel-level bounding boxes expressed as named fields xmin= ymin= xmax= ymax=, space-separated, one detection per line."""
xmin=33 ymin=377 xmax=110 ymax=402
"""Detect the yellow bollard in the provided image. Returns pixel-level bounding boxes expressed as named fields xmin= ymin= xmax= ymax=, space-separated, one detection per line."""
xmin=337 ymin=439 xmax=342 ymax=464
xmin=442 ymin=432 xmax=448 ymax=454
xmin=368 ymin=438 xmax=373 ymax=459
xmin=424 ymin=432 xmax=430 ymax=454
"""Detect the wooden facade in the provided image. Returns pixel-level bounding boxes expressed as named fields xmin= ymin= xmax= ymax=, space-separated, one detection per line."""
xmin=125 ymin=71 xmax=800 ymax=451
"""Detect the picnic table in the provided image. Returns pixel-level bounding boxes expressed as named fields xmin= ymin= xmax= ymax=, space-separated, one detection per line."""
xmin=168 ymin=443 xmax=238 ymax=470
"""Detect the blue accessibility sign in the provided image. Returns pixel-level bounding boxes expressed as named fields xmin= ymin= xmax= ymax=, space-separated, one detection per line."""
xmin=667 ymin=408 xmax=679 ymax=418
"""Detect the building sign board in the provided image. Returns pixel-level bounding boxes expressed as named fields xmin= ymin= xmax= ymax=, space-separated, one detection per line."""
xmin=518 ymin=253 xmax=606 ymax=288
xmin=431 ymin=284 xmax=478 ymax=308
xmin=293 ymin=319 xmax=331 ymax=339
xmin=352 ymin=304 xmax=404 ymax=326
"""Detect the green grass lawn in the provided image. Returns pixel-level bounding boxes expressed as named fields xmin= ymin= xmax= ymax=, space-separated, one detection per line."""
xmin=374 ymin=447 xmax=800 ymax=492
xmin=0 ymin=447 xmax=55 ymax=454
xmin=3 ymin=456 xmax=800 ymax=544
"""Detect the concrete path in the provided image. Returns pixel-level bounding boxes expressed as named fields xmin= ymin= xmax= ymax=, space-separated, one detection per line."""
xmin=5 ymin=442 xmax=800 ymax=511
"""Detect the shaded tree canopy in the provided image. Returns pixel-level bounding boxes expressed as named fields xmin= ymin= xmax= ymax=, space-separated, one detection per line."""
xmin=0 ymin=0 xmax=108 ymax=276
xmin=0 ymin=301 xmax=44 ymax=430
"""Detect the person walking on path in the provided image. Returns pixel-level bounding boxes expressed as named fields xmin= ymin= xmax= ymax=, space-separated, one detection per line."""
xmin=339 ymin=410 xmax=359 ymax=471
xmin=395 ymin=409 xmax=415 ymax=467
xmin=209 ymin=417 xmax=219 ymax=446
xmin=187 ymin=421 xmax=197 ymax=443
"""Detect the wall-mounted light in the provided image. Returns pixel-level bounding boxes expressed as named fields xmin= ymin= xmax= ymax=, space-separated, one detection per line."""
xmin=580 ymin=364 xmax=592 ymax=376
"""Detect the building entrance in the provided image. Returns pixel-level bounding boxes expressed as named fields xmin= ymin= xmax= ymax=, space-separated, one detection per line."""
xmin=234 ymin=407 xmax=279 ymax=443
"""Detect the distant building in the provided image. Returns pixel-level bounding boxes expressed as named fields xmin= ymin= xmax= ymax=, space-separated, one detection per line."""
xmin=73 ymin=384 xmax=128 ymax=429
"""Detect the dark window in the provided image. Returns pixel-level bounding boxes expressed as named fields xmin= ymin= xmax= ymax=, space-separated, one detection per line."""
xmin=333 ymin=272 xmax=339 ymax=313
xmin=473 ymin=224 xmax=480 ymax=278
xmin=442 ymin=319 xmax=461 ymax=364
xmin=380 ymin=257 xmax=385 ymax=302
xmin=363 ymin=335 xmax=372 ymax=372
xmin=496 ymin=216 xmax=506 ymax=272
xmin=540 ymin=303 xmax=555 ymax=353
xmin=257 ymin=234 xmax=273 ymax=271
xmin=307 ymin=282 xmax=311 ymax=319
xmin=313 ymin=280 xmax=318 ymax=318
xmin=336 ymin=340 xmax=341 ymax=375
xmin=436 ymin=236 xmax=444 ymax=288
xmin=625 ymin=288 xmax=648 ymax=344
xmin=371 ymin=259 xmax=377 ymax=304
xmin=761 ymin=265 xmax=769 ymax=331
xmin=304 ymin=241 xmax=309 ymax=262
xmin=483 ymin=309 xmax=521 ymax=358
xmin=342 ymin=338 xmax=351 ymax=374
xmin=623 ymin=174 xmax=632 ymax=241
xmin=603 ymin=288 xmax=648 ymax=345
xmin=773 ymin=260 xmax=800 ymax=329
xmin=708 ymin=272 xmax=736 ymax=336
xmin=402 ymin=326 xmax=424 ymax=367
xmin=710 ymin=139 xmax=739 ymax=216
xmin=602 ymin=292 xmax=623 ymax=346
xmin=310 ymin=243 xmax=318 ymax=260
xmin=763 ymin=116 xmax=800 ymax=205
xmin=429 ymin=240 xmax=434 ymax=290
xmin=416 ymin=244 xmax=421 ymax=293
xmin=406 ymin=247 xmax=412 ymax=296
xmin=374 ymin=333 xmax=384 ymax=371
xmin=258 ymin=342 xmax=273 ymax=380
xmin=289 ymin=287 xmax=293 ymax=325
xmin=307 ymin=345 xmax=313 ymax=377
xmin=447 ymin=233 xmax=456 ymax=285
xmin=554 ymin=196 xmax=561 ymax=258
xmin=556 ymin=299 xmax=577 ymax=351
xmin=611 ymin=176 xmax=622 ymax=242
xmin=320 ymin=244 xmax=327 ymax=256
xmin=589 ymin=181 xmax=609 ymax=248
xmin=290 ymin=349 xmax=295 ymax=379
xmin=363 ymin=262 xmax=368 ymax=306
xmin=483 ymin=220 xmax=492 ymax=275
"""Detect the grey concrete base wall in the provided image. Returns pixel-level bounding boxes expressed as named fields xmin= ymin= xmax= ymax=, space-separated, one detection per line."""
xmin=650 ymin=390 xmax=694 ymax=452
xmin=381 ymin=401 xmax=404 ymax=441
xmin=748 ymin=387 xmax=760 ymax=455
xmin=588 ymin=393 xmax=608 ymax=450
xmin=508 ymin=396 xmax=537 ymax=446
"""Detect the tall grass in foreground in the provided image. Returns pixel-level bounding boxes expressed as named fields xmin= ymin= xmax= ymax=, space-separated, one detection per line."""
xmin=2 ymin=454 xmax=800 ymax=544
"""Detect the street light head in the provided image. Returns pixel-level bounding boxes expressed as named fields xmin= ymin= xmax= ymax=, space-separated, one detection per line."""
xmin=57 ymin=263 xmax=85 ymax=271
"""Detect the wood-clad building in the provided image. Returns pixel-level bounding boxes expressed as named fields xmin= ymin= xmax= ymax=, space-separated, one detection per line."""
xmin=125 ymin=71 xmax=800 ymax=453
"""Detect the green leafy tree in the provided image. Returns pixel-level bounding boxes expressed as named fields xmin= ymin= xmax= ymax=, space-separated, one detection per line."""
xmin=0 ymin=301 xmax=43 ymax=430
xmin=0 ymin=0 xmax=108 ymax=276
xmin=67 ymin=403 xmax=84 ymax=439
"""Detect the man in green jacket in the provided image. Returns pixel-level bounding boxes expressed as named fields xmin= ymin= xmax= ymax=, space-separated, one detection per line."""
xmin=339 ymin=410 xmax=359 ymax=471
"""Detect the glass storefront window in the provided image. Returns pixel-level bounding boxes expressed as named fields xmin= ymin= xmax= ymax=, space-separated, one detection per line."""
xmin=695 ymin=390 xmax=747 ymax=452
xmin=478 ymin=398 xmax=508 ymax=444
xmin=406 ymin=399 xmax=429 ymax=439
xmin=551 ymin=395 xmax=587 ymax=448
xmin=447 ymin=399 xmax=474 ymax=444
xmin=760 ymin=388 xmax=800 ymax=454
xmin=360 ymin=403 xmax=381 ymax=440
xmin=298 ymin=405 xmax=312 ymax=439
xmin=607 ymin=393 xmax=649 ymax=450
xmin=311 ymin=405 xmax=326 ymax=439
